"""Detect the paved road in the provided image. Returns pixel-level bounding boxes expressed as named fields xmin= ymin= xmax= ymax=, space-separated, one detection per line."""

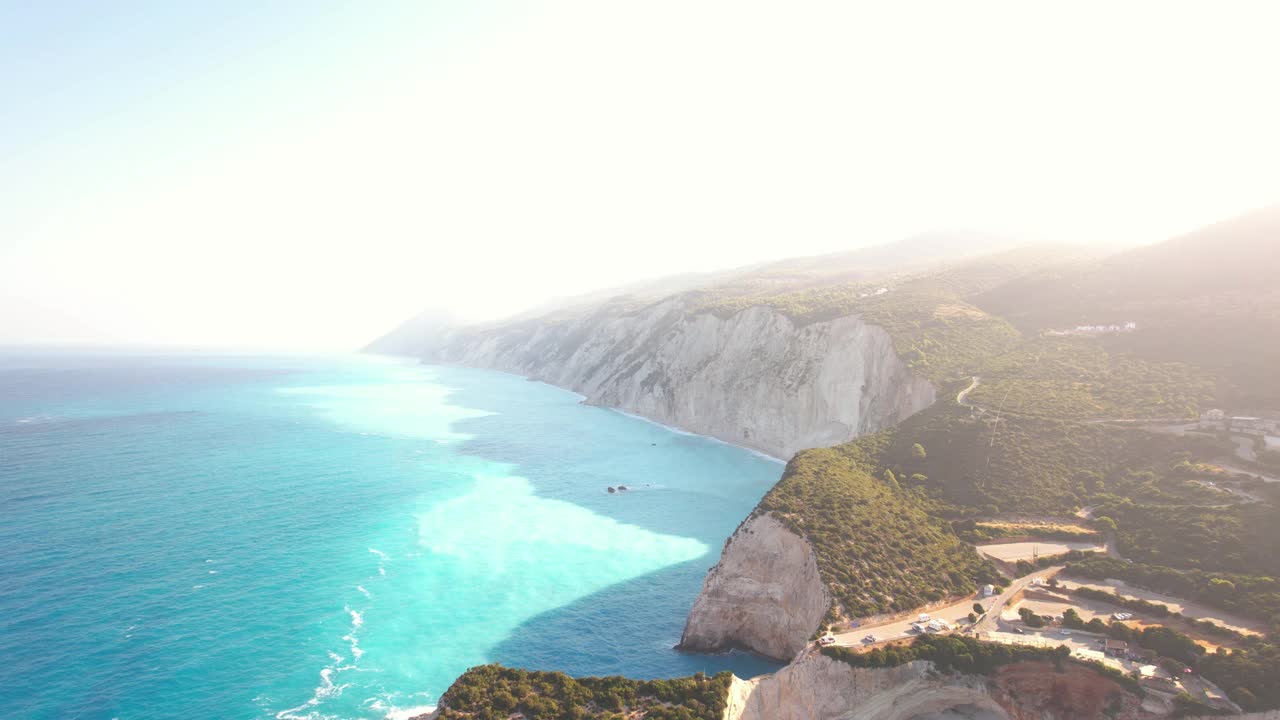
xmin=956 ymin=376 xmax=980 ymax=408
xmin=830 ymin=597 xmax=979 ymax=648
xmin=973 ymin=565 xmax=1062 ymax=635
xmin=828 ymin=565 xmax=1062 ymax=651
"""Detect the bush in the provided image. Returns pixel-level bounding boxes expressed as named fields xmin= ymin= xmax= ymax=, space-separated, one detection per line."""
xmin=435 ymin=666 xmax=734 ymax=720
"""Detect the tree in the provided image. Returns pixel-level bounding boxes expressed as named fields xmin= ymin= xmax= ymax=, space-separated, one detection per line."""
xmin=882 ymin=469 xmax=900 ymax=491
xmin=1062 ymin=608 xmax=1084 ymax=630
xmin=1019 ymin=607 xmax=1046 ymax=628
xmin=1093 ymin=516 xmax=1117 ymax=533
xmin=973 ymin=602 xmax=985 ymax=614
xmin=911 ymin=443 xmax=927 ymax=460
xmin=1208 ymin=577 xmax=1236 ymax=599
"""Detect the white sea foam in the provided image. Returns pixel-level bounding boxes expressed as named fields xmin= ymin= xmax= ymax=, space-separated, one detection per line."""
xmin=341 ymin=606 xmax=367 ymax=661
xmin=356 ymin=585 xmax=372 ymax=599
xmin=275 ymin=648 xmax=355 ymax=720
xmin=367 ymin=548 xmax=388 ymax=560
xmin=385 ymin=706 xmax=436 ymax=720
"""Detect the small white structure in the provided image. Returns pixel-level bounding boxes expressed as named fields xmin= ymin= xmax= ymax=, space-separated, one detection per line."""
xmin=981 ymin=584 xmax=995 ymax=597
xmin=918 ymin=613 xmax=931 ymax=623
xmin=1230 ymin=417 xmax=1266 ymax=436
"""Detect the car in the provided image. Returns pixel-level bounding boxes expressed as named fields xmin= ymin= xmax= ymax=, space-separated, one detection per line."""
xmin=1059 ymin=629 xmax=1072 ymax=636
xmin=1013 ymin=627 xmax=1025 ymax=634
xmin=817 ymin=634 xmax=836 ymax=646
xmin=861 ymin=634 xmax=878 ymax=644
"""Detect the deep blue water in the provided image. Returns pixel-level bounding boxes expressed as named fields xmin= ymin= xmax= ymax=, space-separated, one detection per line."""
xmin=0 ymin=351 xmax=782 ymax=719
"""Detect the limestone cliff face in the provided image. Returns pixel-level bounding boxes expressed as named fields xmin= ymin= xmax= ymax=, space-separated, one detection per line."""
xmin=424 ymin=300 xmax=935 ymax=459
xmin=725 ymin=656 xmax=1009 ymax=720
xmin=722 ymin=654 xmax=1268 ymax=720
xmin=678 ymin=512 xmax=829 ymax=661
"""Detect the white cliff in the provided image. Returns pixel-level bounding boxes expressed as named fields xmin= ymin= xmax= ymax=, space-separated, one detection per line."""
xmin=678 ymin=512 xmax=829 ymax=660
xmin=719 ymin=652 xmax=1278 ymax=720
xmin=426 ymin=300 xmax=935 ymax=459
xmin=725 ymin=656 xmax=1008 ymax=720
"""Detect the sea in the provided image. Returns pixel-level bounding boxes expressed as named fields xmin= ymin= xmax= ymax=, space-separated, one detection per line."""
xmin=0 ymin=350 xmax=784 ymax=719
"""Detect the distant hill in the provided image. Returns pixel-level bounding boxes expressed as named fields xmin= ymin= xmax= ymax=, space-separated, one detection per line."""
xmin=367 ymin=230 xmax=1036 ymax=346
xmin=975 ymin=205 xmax=1280 ymax=408
xmin=362 ymin=309 xmax=459 ymax=357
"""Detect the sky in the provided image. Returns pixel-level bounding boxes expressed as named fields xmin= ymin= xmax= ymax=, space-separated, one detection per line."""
xmin=3 ymin=1 xmax=1279 ymax=350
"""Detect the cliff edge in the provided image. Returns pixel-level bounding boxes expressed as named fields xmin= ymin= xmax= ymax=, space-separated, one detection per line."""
xmin=413 ymin=300 xmax=935 ymax=459
xmin=678 ymin=512 xmax=829 ymax=660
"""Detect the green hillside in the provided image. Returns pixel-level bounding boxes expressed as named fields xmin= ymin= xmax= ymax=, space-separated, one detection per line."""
xmin=974 ymin=205 xmax=1280 ymax=407
xmin=843 ymin=398 xmax=1229 ymax=515
xmin=434 ymin=665 xmax=731 ymax=720
xmin=758 ymin=447 xmax=1002 ymax=619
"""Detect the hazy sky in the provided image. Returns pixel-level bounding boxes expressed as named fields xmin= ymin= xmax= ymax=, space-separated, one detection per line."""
xmin=3 ymin=1 xmax=1278 ymax=349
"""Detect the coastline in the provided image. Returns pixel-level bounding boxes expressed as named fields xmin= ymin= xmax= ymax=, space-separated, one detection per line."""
xmin=608 ymin=406 xmax=788 ymax=466
xmin=376 ymin=352 xmax=791 ymax=466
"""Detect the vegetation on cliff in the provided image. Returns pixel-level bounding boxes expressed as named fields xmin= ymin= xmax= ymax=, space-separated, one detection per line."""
xmin=953 ymin=520 xmax=1100 ymax=545
xmin=691 ymin=245 xmax=1216 ymax=420
xmin=834 ymin=401 xmax=1228 ymax=516
xmin=821 ymin=635 xmax=1143 ymax=695
xmin=758 ymin=448 xmax=1002 ymax=618
xmin=1093 ymin=498 xmax=1280 ymax=576
xmin=434 ymin=665 xmax=732 ymax=720
xmin=821 ymin=634 xmax=1070 ymax=673
xmin=973 ymin=204 xmax=1280 ymax=408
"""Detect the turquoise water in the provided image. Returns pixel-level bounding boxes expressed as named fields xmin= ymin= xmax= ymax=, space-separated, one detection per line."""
xmin=0 ymin=351 xmax=782 ymax=719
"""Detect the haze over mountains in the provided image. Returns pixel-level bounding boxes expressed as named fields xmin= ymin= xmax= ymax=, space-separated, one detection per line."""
xmin=374 ymin=203 xmax=1280 ymax=718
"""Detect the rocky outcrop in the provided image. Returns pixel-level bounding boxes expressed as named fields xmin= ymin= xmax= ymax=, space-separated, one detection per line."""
xmin=726 ymin=656 xmax=1009 ymax=720
xmin=414 ymin=300 xmax=935 ymax=459
xmin=678 ymin=512 xmax=829 ymax=660
xmin=724 ymin=653 xmax=1259 ymax=720
xmin=722 ymin=653 xmax=1277 ymax=720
